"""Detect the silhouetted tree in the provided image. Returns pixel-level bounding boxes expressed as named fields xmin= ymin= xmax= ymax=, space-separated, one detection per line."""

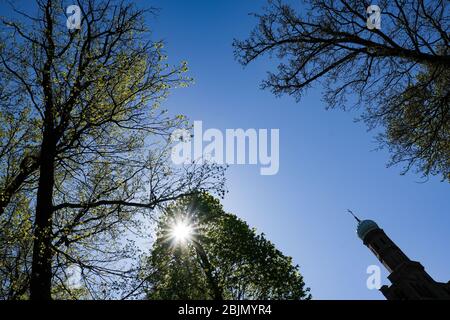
xmin=144 ymin=193 xmax=311 ymax=300
xmin=234 ymin=0 xmax=449 ymax=181
xmin=0 ymin=0 xmax=225 ymax=300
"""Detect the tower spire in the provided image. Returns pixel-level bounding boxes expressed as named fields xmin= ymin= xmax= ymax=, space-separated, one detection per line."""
xmin=347 ymin=209 xmax=361 ymax=223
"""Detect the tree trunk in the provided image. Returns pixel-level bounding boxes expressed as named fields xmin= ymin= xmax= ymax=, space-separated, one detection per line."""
xmin=193 ymin=240 xmax=223 ymax=300
xmin=30 ymin=126 xmax=56 ymax=300
xmin=30 ymin=1 xmax=56 ymax=300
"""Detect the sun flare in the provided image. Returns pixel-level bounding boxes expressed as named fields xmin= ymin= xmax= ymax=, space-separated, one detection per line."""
xmin=170 ymin=220 xmax=193 ymax=244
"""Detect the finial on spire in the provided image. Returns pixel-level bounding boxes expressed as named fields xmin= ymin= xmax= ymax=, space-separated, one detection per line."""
xmin=347 ymin=209 xmax=361 ymax=223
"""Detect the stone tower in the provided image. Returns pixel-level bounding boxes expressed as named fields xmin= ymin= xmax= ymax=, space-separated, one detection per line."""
xmin=350 ymin=211 xmax=450 ymax=300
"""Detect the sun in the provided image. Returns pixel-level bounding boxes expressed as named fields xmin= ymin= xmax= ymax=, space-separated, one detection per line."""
xmin=170 ymin=219 xmax=194 ymax=244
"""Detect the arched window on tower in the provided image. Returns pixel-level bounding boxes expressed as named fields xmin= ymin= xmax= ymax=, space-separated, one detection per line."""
xmin=371 ymin=242 xmax=380 ymax=251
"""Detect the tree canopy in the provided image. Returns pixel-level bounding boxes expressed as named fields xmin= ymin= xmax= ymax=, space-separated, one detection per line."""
xmin=234 ymin=0 xmax=449 ymax=181
xmin=144 ymin=193 xmax=311 ymax=300
xmin=0 ymin=0 xmax=225 ymax=300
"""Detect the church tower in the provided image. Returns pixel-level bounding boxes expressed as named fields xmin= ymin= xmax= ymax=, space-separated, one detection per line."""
xmin=349 ymin=211 xmax=450 ymax=300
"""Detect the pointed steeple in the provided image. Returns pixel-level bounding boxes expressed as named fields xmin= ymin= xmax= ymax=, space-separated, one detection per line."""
xmin=347 ymin=209 xmax=361 ymax=223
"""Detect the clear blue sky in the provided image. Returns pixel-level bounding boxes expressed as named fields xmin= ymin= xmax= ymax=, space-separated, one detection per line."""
xmin=149 ymin=0 xmax=450 ymax=299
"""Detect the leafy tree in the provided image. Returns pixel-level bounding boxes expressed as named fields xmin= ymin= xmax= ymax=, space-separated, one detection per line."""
xmin=144 ymin=193 xmax=311 ymax=300
xmin=0 ymin=194 xmax=33 ymax=300
xmin=0 ymin=0 xmax=225 ymax=300
xmin=384 ymin=65 xmax=449 ymax=180
xmin=234 ymin=0 xmax=449 ymax=181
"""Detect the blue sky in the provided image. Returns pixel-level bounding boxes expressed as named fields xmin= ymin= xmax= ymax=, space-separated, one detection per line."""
xmin=148 ymin=0 xmax=450 ymax=299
